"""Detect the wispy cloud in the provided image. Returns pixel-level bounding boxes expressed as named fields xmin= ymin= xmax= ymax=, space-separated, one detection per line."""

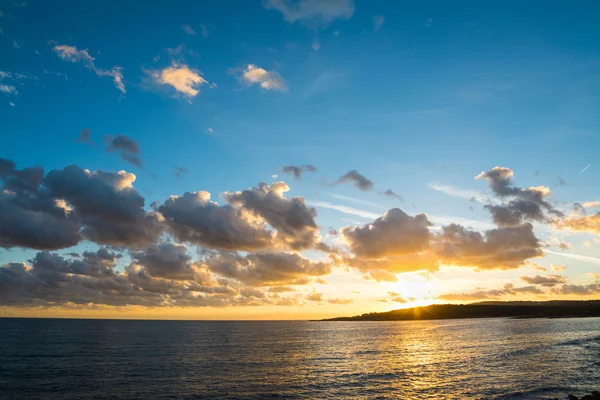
xmin=328 ymin=193 xmax=382 ymax=208
xmin=580 ymin=164 xmax=591 ymax=173
xmin=544 ymin=249 xmax=600 ymax=265
xmin=308 ymin=200 xmax=380 ymax=219
xmin=263 ymin=0 xmax=355 ymax=26
xmin=52 ymin=44 xmax=125 ymax=93
xmin=373 ymin=15 xmax=385 ymax=31
xmin=181 ymin=24 xmax=196 ymax=35
xmin=429 ymin=183 xmax=490 ymax=203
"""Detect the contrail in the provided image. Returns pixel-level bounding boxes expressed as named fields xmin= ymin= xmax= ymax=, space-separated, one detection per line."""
xmin=580 ymin=164 xmax=591 ymax=173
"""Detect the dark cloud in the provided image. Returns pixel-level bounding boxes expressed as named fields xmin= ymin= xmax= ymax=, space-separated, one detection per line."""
xmin=174 ymin=167 xmax=187 ymax=178
xmin=0 ymin=160 xmax=82 ymax=250
xmin=0 ymin=158 xmax=44 ymax=192
xmin=206 ymin=251 xmax=330 ymax=286
xmin=280 ymin=164 xmax=317 ymax=179
xmin=476 ymin=166 xmax=562 ymax=226
xmin=335 ymin=170 xmax=374 ymax=191
xmin=132 ymin=243 xmax=200 ymax=281
xmin=104 ymin=134 xmax=142 ymax=167
xmin=436 ymin=223 xmax=543 ymax=270
xmin=224 ymin=182 xmax=320 ymax=250
xmin=556 ymin=176 xmax=567 ymax=187
xmin=45 ymin=166 xmax=163 ymax=248
xmin=76 ymin=128 xmax=92 ymax=143
xmin=159 ymin=191 xmax=275 ymax=251
xmin=381 ymin=189 xmax=404 ymax=202
xmin=519 ymin=274 xmax=566 ymax=287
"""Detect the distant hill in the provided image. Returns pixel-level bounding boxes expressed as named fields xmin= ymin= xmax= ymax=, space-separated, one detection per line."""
xmin=320 ymin=300 xmax=600 ymax=321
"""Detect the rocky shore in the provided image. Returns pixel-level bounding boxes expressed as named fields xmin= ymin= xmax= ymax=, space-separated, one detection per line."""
xmin=551 ymin=391 xmax=600 ymax=400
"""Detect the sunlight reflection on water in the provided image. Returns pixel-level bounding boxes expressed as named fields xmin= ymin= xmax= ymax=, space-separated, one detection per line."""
xmin=1 ymin=317 xmax=599 ymax=399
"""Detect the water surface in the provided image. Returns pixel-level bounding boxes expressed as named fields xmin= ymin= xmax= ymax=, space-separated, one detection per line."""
xmin=1 ymin=317 xmax=599 ymax=399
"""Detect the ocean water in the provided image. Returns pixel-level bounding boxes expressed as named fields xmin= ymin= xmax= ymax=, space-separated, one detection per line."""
xmin=0 ymin=318 xmax=599 ymax=399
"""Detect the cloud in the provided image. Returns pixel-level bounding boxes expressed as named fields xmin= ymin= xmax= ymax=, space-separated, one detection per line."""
xmin=104 ymin=134 xmax=142 ymax=167
xmin=263 ymin=0 xmax=355 ymax=25
xmin=181 ymin=24 xmax=196 ymax=35
xmin=335 ymin=170 xmax=374 ymax=191
xmin=476 ymin=166 xmax=562 ymax=226
xmin=148 ymin=63 xmax=209 ymax=99
xmin=224 ymin=182 xmax=320 ymax=250
xmin=0 ymin=250 xmax=242 ymax=308
xmin=0 ymin=159 xmax=81 ymax=250
xmin=436 ymin=222 xmax=543 ymax=270
xmin=206 ymin=251 xmax=331 ymax=286
xmin=0 ymin=84 xmax=18 ymax=95
xmin=549 ymin=283 xmax=600 ymax=296
xmin=519 ymin=274 xmax=566 ymax=287
xmin=428 ymin=184 xmax=489 ymax=203
xmin=280 ymin=164 xmax=317 ymax=179
xmin=132 ymin=242 xmax=204 ymax=281
xmin=381 ymin=189 xmax=404 ymax=202
xmin=328 ymin=298 xmax=353 ymax=304
xmin=438 ymin=283 xmax=544 ymax=301
xmin=556 ymin=212 xmax=600 ymax=235
xmin=159 ymin=191 xmax=275 ymax=251
xmin=544 ymin=250 xmax=600 ymax=265
xmin=373 ymin=15 xmax=385 ymax=31
xmin=174 ymin=167 xmax=187 ymax=178
xmin=308 ymin=201 xmax=380 ymax=219
xmin=52 ymin=44 xmax=125 ymax=93
xmin=342 ymin=208 xmax=432 ymax=259
xmin=44 ymin=166 xmax=164 ymax=248
xmin=232 ymin=64 xmax=287 ymax=92
xmin=76 ymin=128 xmax=92 ymax=144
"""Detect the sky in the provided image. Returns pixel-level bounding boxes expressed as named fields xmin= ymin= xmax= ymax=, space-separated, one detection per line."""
xmin=0 ymin=0 xmax=599 ymax=320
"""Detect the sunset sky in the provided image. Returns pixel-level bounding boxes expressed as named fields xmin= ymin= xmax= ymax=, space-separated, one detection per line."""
xmin=1 ymin=0 xmax=598 ymax=319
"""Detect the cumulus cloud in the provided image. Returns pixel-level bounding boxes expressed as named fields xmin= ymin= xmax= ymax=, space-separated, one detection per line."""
xmin=263 ymin=0 xmax=355 ymax=25
xmin=335 ymin=170 xmax=374 ymax=191
xmin=52 ymin=44 xmax=125 ymax=93
xmin=335 ymin=207 xmax=544 ymax=281
xmin=224 ymin=182 xmax=320 ymax=250
xmin=206 ymin=251 xmax=331 ymax=286
xmin=436 ymin=223 xmax=543 ymax=270
xmin=104 ymin=134 xmax=142 ymax=167
xmin=159 ymin=191 xmax=275 ymax=251
xmin=343 ymin=208 xmax=431 ymax=259
xmin=519 ymin=274 xmax=566 ymax=287
xmin=280 ymin=164 xmax=317 ymax=179
xmin=476 ymin=166 xmax=562 ymax=226
xmin=232 ymin=64 xmax=287 ymax=92
xmin=44 ymin=166 xmax=164 ymax=248
xmin=148 ymin=63 xmax=209 ymax=99
xmin=132 ymin=242 xmax=206 ymax=281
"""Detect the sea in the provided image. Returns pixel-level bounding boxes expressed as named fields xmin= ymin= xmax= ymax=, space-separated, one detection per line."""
xmin=0 ymin=317 xmax=599 ymax=399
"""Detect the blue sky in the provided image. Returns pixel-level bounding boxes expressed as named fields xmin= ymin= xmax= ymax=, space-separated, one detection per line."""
xmin=0 ymin=0 xmax=599 ymax=318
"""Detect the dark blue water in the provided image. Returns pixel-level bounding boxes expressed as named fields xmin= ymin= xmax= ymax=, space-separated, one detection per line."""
xmin=1 ymin=317 xmax=599 ymax=399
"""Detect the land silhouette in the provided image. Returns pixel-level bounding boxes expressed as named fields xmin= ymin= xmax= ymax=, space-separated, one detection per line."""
xmin=320 ymin=300 xmax=600 ymax=321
